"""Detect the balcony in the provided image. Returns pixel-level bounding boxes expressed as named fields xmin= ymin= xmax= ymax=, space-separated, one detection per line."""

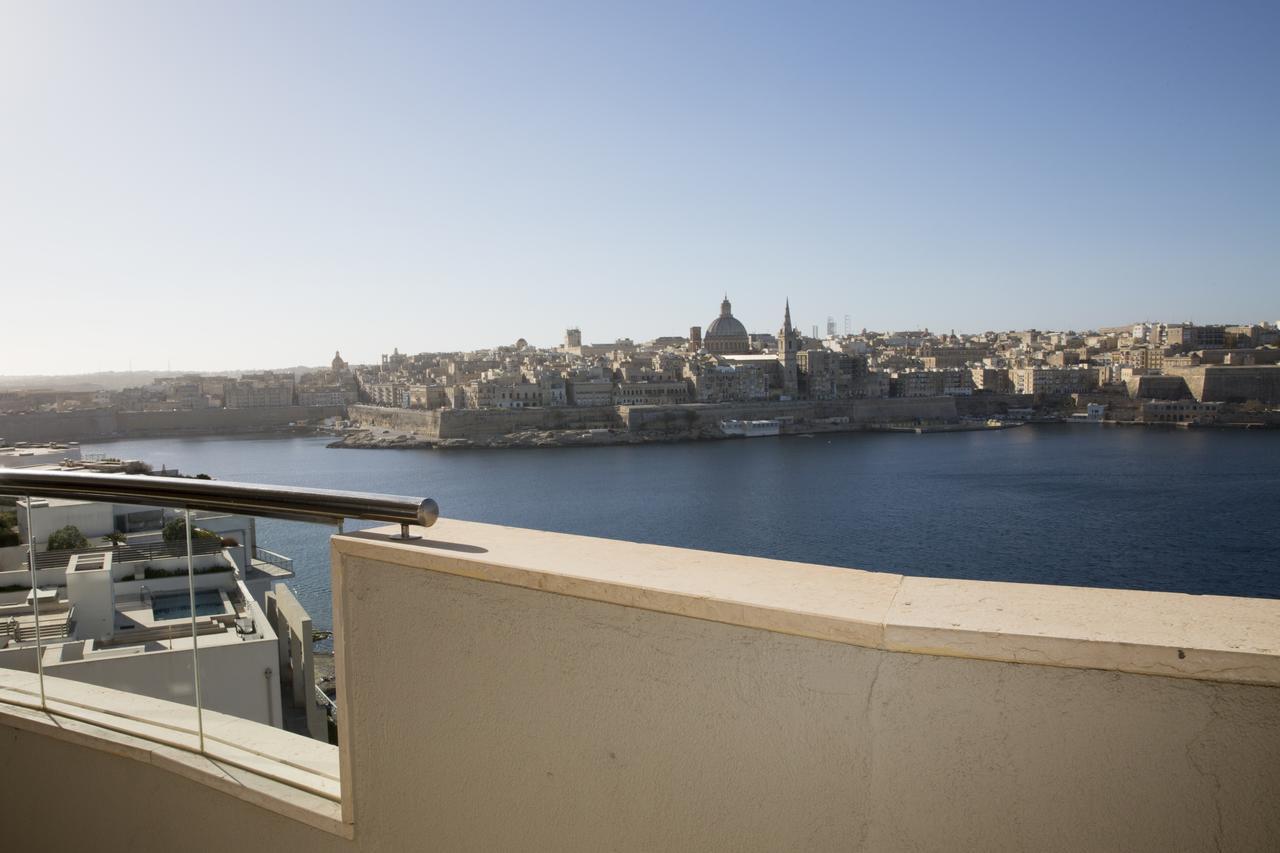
xmin=0 ymin=471 xmax=1278 ymax=851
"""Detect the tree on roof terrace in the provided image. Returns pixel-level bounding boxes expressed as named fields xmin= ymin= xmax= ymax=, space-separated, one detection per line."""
xmin=161 ymin=517 xmax=220 ymax=543
xmin=46 ymin=525 xmax=88 ymax=551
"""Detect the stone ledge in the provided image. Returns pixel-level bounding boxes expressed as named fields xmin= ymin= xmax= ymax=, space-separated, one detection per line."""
xmin=0 ymin=673 xmax=349 ymax=838
xmin=335 ymin=519 xmax=1280 ymax=687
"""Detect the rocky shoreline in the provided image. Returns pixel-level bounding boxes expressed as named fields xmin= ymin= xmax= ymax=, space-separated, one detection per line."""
xmin=325 ymin=419 xmax=1019 ymax=450
xmin=328 ymin=426 xmax=726 ymax=450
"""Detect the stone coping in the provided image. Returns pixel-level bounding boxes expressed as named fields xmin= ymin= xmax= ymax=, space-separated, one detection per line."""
xmin=335 ymin=519 xmax=1280 ymax=687
xmin=0 ymin=670 xmax=347 ymax=836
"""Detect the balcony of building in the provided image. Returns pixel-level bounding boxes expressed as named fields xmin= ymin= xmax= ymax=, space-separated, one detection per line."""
xmin=0 ymin=470 xmax=1277 ymax=851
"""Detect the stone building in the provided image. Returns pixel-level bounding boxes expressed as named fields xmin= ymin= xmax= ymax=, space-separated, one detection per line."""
xmin=796 ymin=348 xmax=869 ymax=399
xmin=408 ymin=384 xmax=448 ymax=410
xmin=567 ymin=378 xmax=614 ymax=406
xmin=1139 ymin=400 xmax=1222 ymax=424
xmin=970 ymin=367 xmax=1014 ymax=394
xmin=1009 ymin=366 xmax=1100 ymax=396
xmin=223 ymin=374 xmax=295 ymax=408
xmin=614 ymin=380 xmax=691 ymax=406
xmin=684 ymin=359 xmax=768 ymax=403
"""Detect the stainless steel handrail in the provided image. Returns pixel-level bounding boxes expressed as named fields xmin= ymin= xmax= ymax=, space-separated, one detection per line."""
xmin=0 ymin=469 xmax=438 ymax=529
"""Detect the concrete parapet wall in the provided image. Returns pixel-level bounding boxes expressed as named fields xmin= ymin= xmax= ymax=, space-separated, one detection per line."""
xmin=329 ymin=522 xmax=1280 ymax=852
xmin=2 ymin=522 xmax=1277 ymax=851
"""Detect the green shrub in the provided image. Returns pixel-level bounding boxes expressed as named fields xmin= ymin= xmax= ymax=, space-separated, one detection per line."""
xmin=46 ymin=525 xmax=89 ymax=551
xmin=162 ymin=517 xmax=221 ymax=543
xmin=142 ymin=563 xmax=233 ymax=579
xmin=0 ymin=527 xmax=19 ymax=547
xmin=162 ymin=518 xmax=184 ymax=542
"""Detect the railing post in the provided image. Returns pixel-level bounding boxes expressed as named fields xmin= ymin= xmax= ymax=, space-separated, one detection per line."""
xmin=23 ymin=495 xmax=45 ymax=709
xmin=184 ymin=509 xmax=205 ymax=752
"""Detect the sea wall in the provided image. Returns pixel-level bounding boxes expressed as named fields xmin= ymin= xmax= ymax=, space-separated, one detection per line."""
xmin=117 ymin=406 xmax=344 ymax=436
xmin=0 ymin=408 xmax=120 ymax=443
xmin=0 ymin=406 xmax=344 ymax=443
xmin=953 ymin=394 xmax=1034 ymax=418
xmin=348 ymin=405 xmax=623 ymax=439
xmin=349 ymin=398 xmax=957 ymax=441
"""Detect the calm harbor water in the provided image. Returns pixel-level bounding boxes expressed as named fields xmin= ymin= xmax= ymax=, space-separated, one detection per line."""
xmin=84 ymin=427 xmax=1280 ymax=633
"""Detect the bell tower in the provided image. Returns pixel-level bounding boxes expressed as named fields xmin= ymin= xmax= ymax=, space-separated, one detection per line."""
xmin=778 ymin=299 xmax=799 ymax=398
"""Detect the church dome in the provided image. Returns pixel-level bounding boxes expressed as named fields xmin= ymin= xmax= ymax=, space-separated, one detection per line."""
xmin=706 ymin=296 xmax=747 ymax=339
xmin=704 ymin=295 xmax=752 ymax=354
xmin=705 ymin=314 xmax=747 ymax=339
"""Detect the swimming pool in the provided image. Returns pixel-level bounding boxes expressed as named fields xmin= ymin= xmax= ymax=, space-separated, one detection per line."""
xmin=151 ymin=590 xmax=225 ymax=621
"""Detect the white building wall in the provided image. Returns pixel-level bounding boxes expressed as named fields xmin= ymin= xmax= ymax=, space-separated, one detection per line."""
xmin=18 ymin=500 xmax=114 ymax=544
xmin=43 ymin=627 xmax=282 ymax=726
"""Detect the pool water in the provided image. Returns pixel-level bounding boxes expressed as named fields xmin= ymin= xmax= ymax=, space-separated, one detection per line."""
xmin=151 ymin=590 xmax=225 ymax=621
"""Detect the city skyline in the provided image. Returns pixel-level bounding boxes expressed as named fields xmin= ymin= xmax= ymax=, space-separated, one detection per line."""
xmin=2 ymin=305 xmax=1279 ymax=380
xmin=4 ymin=1 xmax=1278 ymax=375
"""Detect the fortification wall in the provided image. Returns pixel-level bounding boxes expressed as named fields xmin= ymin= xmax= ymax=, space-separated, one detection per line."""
xmin=351 ymin=399 xmax=956 ymax=440
xmin=0 ymin=408 xmax=119 ymax=443
xmin=1169 ymin=366 xmax=1280 ymax=403
xmin=620 ymin=397 xmax=957 ymax=432
xmin=348 ymin=406 xmax=444 ymax=435
xmin=117 ymin=406 xmax=344 ymax=436
xmin=1124 ymin=375 xmax=1191 ymax=401
xmin=0 ymin=406 xmax=343 ymax=443
xmin=349 ymin=405 xmax=622 ymax=439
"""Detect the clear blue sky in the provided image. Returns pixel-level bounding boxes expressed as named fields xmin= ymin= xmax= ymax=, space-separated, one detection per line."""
xmin=3 ymin=1 xmax=1277 ymax=374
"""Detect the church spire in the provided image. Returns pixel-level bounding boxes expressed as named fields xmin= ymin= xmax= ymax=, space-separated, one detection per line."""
xmin=778 ymin=298 xmax=798 ymax=397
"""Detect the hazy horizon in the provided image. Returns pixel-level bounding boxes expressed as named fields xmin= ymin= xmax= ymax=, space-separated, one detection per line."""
xmin=3 ymin=310 xmax=1279 ymax=382
xmin=4 ymin=1 xmax=1278 ymax=374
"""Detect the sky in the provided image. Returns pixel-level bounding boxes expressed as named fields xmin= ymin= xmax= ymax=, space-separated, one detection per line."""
xmin=2 ymin=1 xmax=1278 ymax=375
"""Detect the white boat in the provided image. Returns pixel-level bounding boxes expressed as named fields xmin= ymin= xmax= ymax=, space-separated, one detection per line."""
xmin=720 ymin=419 xmax=782 ymax=437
